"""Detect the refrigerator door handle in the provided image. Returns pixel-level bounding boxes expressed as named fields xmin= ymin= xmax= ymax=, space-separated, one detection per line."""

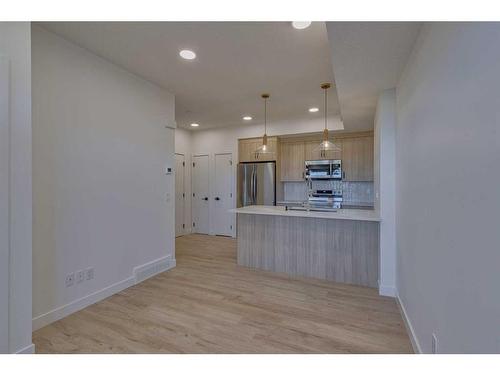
xmin=250 ymin=166 xmax=254 ymax=204
xmin=252 ymin=165 xmax=257 ymax=204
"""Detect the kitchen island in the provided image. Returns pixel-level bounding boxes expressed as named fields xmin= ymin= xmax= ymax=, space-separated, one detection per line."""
xmin=231 ymin=205 xmax=380 ymax=288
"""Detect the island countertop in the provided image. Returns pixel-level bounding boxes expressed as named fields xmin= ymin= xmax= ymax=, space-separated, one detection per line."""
xmin=230 ymin=205 xmax=380 ymax=222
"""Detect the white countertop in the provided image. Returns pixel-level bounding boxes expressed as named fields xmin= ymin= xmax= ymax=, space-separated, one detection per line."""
xmin=230 ymin=205 xmax=380 ymax=222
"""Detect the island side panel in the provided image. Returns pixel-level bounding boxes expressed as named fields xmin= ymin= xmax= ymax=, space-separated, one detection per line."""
xmin=236 ymin=213 xmax=253 ymax=267
xmin=237 ymin=213 xmax=379 ymax=288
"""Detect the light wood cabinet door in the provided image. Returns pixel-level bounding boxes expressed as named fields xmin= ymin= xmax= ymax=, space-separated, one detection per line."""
xmin=341 ymin=136 xmax=374 ymax=181
xmin=304 ymin=139 xmax=341 ymax=161
xmin=238 ymin=137 xmax=278 ymax=162
xmin=304 ymin=141 xmax=319 ymax=161
xmin=280 ymin=142 xmax=305 ymax=181
xmin=238 ymin=139 xmax=257 ymax=162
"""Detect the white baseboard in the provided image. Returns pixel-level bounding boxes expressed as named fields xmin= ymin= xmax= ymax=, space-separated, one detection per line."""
xmin=15 ymin=343 xmax=35 ymax=354
xmin=133 ymin=255 xmax=176 ymax=284
xmin=32 ymin=255 xmax=176 ymax=331
xmin=379 ymin=284 xmax=397 ymax=297
xmin=396 ymin=295 xmax=422 ymax=354
xmin=32 ymin=276 xmax=135 ymax=331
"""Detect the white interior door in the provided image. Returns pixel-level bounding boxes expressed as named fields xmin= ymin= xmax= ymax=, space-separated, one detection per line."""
xmin=214 ymin=153 xmax=233 ymax=236
xmin=192 ymin=155 xmax=209 ymax=234
xmin=175 ymin=153 xmax=185 ymax=237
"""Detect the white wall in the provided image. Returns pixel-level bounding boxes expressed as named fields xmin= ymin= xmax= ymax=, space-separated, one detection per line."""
xmin=396 ymin=23 xmax=500 ymax=353
xmin=191 ymin=116 xmax=343 ymax=157
xmin=0 ymin=52 xmax=8 ymax=355
xmin=32 ymin=26 xmax=176 ymax=329
xmin=175 ymin=128 xmax=192 ymax=234
xmin=0 ymin=22 xmax=33 ymax=354
xmin=374 ymin=89 xmax=397 ymax=297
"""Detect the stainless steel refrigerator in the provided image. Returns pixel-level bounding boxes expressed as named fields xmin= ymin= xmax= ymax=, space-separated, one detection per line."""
xmin=237 ymin=162 xmax=276 ymax=207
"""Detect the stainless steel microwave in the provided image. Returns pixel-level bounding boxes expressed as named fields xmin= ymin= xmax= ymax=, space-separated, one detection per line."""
xmin=305 ymin=160 xmax=342 ymax=180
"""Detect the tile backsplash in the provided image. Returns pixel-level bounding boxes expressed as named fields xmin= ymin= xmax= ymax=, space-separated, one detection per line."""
xmin=283 ymin=182 xmax=307 ymax=202
xmin=342 ymin=181 xmax=374 ymax=205
xmin=283 ymin=181 xmax=374 ymax=206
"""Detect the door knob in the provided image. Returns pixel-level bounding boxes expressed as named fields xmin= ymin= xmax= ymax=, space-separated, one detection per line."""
xmin=215 ymin=197 xmax=220 ymax=201
xmin=203 ymin=197 xmax=208 ymax=201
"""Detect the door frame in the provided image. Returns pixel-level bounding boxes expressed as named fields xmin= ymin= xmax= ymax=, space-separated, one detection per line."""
xmin=213 ymin=152 xmax=235 ymax=237
xmin=0 ymin=48 xmax=33 ymax=353
xmin=174 ymin=152 xmax=186 ymax=237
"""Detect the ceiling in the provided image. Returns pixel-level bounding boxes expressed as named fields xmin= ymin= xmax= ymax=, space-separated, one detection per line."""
xmin=326 ymin=22 xmax=422 ymax=131
xmin=38 ymin=22 xmax=339 ymax=130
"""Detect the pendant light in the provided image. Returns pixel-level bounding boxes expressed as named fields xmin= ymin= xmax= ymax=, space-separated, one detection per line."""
xmin=255 ymin=93 xmax=274 ymax=157
xmin=313 ymin=82 xmax=340 ymax=157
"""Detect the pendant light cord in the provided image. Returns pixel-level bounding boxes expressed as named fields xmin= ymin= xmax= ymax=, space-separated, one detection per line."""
xmin=324 ymin=85 xmax=328 ymax=131
xmin=264 ymin=96 xmax=267 ymax=135
xmin=260 ymin=93 xmax=270 ymax=148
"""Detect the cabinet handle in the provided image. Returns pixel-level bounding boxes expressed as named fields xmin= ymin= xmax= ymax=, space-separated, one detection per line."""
xmin=342 ymin=171 xmax=346 ymax=180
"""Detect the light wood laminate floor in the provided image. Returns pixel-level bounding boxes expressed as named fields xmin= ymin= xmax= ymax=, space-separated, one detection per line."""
xmin=33 ymin=234 xmax=412 ymax=353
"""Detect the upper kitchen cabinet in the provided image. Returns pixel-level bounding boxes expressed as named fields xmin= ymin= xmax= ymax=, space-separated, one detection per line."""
xmin=279 ymin=132 xmax=373 ymax=182
xmin=280 ymin=141 xmax=305 ymax=181
xmin=239 ymin=132 xmax=373 ymax=181
xmin=239 ymin=136 xmax=278 ymax=162
xmin=239 ymin=138 xmax=258 ymax=162
xmin=341 ymin=134 xmax=374 ymax=181
xmin=304 ymin=139 xmax=342 ymax=161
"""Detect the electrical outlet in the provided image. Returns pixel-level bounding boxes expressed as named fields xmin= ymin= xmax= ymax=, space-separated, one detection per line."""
xmin=431 ymin=333 xmax=438 ymax=354
xmin=85 ymin=267 xmax=94 ymax=281
xmin=76 ymin=270 xmax=85 ymax=284
xmin=65 ymin=273 xmax=75 ymax=287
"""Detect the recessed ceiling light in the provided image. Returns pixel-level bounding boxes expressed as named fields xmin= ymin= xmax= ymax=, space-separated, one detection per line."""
xmin=190 ymin=123 xmax=199 ymax=127
xmin=292 ymin=21 xmax=312 ymax=30
xmin=309 ymin=107 xmax=319 ymax=113
xmin=243 ymin=116 xmax=252 ymax=121
xmin=179 ymin=49 xmax=196 ymax=60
